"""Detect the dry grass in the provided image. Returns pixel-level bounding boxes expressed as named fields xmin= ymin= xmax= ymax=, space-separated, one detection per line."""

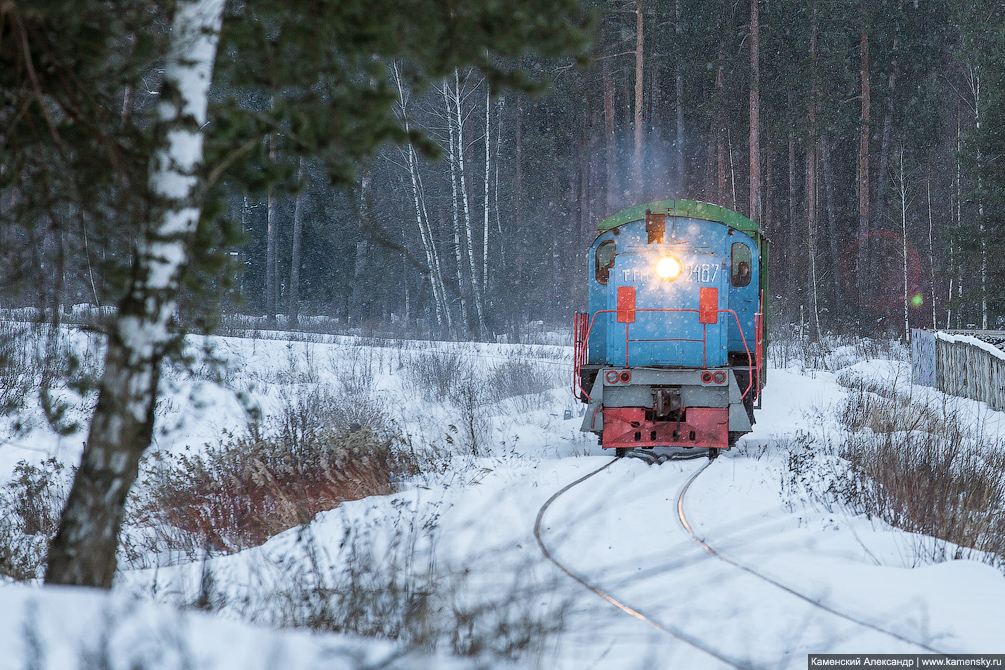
xmin=768 ymin=324 xmax=908 ymax=371
xmin=0 ymin=458 xmax=74 ymax=581
xmin=217 ymin=519 xmax=570 ymax=663
xmin=130 ymin=387 xmax=429 ymax=554
xmin=791 ymin=373 xmax=1005 ymax=568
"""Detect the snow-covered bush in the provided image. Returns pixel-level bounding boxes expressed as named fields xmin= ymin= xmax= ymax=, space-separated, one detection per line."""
xmin=128 ymin=388 xmax=432 ymax=556
xmin=0 ymin=458 xmax=74 ymax=581
xmin=769 ymin=322 xmax=908 ymax=371
xmin=0 ymin=321 xmax=35 ymax=413
xmin=217 ymin=512 xmax=569 ymax=664
xmin=789 ymin=373 xmax=1005 ymax=570
xmin=401 ymin=348 xmax=468 ymax=401
xmin=488 ymin=358 xmax=563 ymax=402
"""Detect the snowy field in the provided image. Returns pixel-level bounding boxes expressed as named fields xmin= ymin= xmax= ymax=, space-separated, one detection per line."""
xmin=1 ymin=326 xmax=1004 ymax=669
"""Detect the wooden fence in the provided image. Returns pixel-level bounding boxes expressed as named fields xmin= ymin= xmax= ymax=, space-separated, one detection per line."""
xmin=912 ymin=329 xmax=1005 ymax=411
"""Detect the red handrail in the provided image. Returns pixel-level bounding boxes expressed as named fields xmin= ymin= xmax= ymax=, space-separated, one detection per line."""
xmin=754 ymin=289 xmax=764 ymax=402
xmin=572 ymin=312 xmax=590 ymax=400
xmin=576 ymin=307 xmax=755 ymax=402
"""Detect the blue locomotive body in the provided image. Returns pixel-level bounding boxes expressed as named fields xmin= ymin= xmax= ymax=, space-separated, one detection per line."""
xmin=574 ymin=200 xmax=768 ymax=457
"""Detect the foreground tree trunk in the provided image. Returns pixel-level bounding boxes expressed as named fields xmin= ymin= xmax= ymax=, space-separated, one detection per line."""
xmin=45 ymin=0 xmax=226 ymax=588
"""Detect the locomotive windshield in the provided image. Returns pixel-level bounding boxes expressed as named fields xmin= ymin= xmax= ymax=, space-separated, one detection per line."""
xmin=595 ymin=240 xmax=616 ymax=285
xmin=731 ymin=242 xmax=752 ymax=287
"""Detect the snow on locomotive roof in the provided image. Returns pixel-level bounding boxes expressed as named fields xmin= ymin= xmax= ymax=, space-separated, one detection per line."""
xmin=597 ymin=199 xmax=761 ymax=236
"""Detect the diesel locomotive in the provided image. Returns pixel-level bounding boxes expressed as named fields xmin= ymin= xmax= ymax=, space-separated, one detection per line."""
xmin=573 ymin=199 xmax=768 ymax=458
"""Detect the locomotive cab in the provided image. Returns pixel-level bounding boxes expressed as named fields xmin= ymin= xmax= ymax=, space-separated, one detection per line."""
xmin=573 ymin=200 xmax=768 ymax=456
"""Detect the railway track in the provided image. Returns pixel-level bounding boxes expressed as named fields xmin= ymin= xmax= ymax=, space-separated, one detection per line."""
xmin=534 ymin=453 xmax=950 ymax=668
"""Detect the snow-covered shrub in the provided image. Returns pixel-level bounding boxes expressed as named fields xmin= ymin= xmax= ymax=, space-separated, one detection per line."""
xmin=246 ymin=515 xmax=568 ymax=664
xmin=130 ymin=389 xmax=426 ymax=555
xmin=399 ymin=349 xmax=494 ymax=455
xmin=0 ymin=458 xmax=74 ymax=581
xmin=446 ymin=368 xmax=491 ymax=457
xmin=769 ymin=322 xmax=908 ymax=371
xmin=836 ymin=380 xmax=1005 ymax=564
xmin=488 ymin=358 xmax=562 ymax=401
xmin=0 ymin=321 xmax=35 ymax=413
xmin=836 ymin=370 xmax=942 ymax=435
xmin=792 ymin=374 xmax=1005 ymax=569
xmin=401 ymin=349 xmax=467 ymax=401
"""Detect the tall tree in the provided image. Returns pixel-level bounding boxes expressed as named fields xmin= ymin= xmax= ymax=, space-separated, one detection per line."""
xmin=36 ymin=0 xmax=590 ymax=587
xmin=857 ymin=0 xmax=871 ymax=305
xmin=632 ymin=0 xmax=645 ymax=196
xmin=288 ymin=158 xmax=306 ymax=326
xmin=749 ymin=0 xmax=761 ymax=222
xmin=46 ymin=0 xmax=229 ymax=587
xmin=674 ymin=0 xmax=685 ymax=192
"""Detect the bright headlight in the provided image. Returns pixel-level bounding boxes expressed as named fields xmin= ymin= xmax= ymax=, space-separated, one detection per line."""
xmin=655 ymin=255 xmax=682 ymax=281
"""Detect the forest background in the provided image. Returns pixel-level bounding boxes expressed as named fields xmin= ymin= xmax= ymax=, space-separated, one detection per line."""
xmin=4 ymin=0 xmax=1005 ymax=341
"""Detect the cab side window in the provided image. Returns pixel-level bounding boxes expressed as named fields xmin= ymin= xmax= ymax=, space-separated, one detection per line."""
xmin=595 ymin=240 xmax=616 ymax=285
xmin=731 ymin=242 xmax=752 ymax=288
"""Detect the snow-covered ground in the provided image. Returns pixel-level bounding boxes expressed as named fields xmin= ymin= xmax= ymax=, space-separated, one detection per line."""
xmin=2 ymin=328 xmax=1003 ymax=669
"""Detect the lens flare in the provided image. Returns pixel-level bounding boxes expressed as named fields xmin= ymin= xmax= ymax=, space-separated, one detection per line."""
xmin=655 ymin=255 xmax=682 ymax=281
xmin=911 ymin=293 xmax=924 ymax=308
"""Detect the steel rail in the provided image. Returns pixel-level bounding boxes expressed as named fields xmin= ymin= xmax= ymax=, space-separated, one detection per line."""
xmin=677 ymin=462 xmax=950 ymax=655
xmin=534 ymin=458 xmax=757 ymax=670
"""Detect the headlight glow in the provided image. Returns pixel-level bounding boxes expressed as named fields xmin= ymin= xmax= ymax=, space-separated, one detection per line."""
xmin=655 ymin=255 xmax=682 ymax=281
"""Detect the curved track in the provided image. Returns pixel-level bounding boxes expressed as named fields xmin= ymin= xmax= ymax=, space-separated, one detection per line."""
xmin=534 ymin=458 xmax=756 ymax=670
xmin=676 ymin=460 xmax=948 ymax=655
xmin=535 ymin=453 xmax=950 ymax=668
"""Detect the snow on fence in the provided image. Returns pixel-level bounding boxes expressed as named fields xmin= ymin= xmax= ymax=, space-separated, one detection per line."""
xmin=912 ymin=328 xmax=1005 ymax=411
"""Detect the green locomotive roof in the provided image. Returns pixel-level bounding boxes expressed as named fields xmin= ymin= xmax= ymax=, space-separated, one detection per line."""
xmin=597 ymin=199 xmax=760 ymax=236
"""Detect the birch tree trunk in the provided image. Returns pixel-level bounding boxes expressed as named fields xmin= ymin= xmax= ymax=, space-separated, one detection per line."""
xmin=807 ymin=5 xmax=821 ymax=340
xmin=716 ymin=54 xmax=726 ymax=205
xmin=898 ymin=148 xmax=909 ymax=340
xmin=927 ymin=169 xmax=936 ymax=328
xmin=515 ymin=92 xmax=524 ymax=233
xmin=451 ymin=71 xmax=486 ymax=336
xmin=45 ymin=0 xmax=226 ymax=588
xmin=787 ymin=91 xmax=796 ymax=294
xmin=394 ymin=64 xmax=449 ymax=329
xmin=444 ymin=79 xmax=471 ymax=334
xmin=822 ymin=133 xmax=841 ymax=307
xmin=420 ymin=172 xmax=450 ymax=332
xmin=494 ymin=95 xmax=504 ymax=239
xmin=872 ymin=0 xmax=904 ymax=233
xmin=970 ymin=68 xmax=987 ymax=330
xmin=482 ymin=83 xmax=491 ymax=305
xmin=949 ymin=110 xmax=961 ymax=328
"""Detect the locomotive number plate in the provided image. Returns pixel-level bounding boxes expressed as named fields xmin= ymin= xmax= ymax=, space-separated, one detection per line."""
xmin=684 ymin=263 xmax=719 ymax=284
